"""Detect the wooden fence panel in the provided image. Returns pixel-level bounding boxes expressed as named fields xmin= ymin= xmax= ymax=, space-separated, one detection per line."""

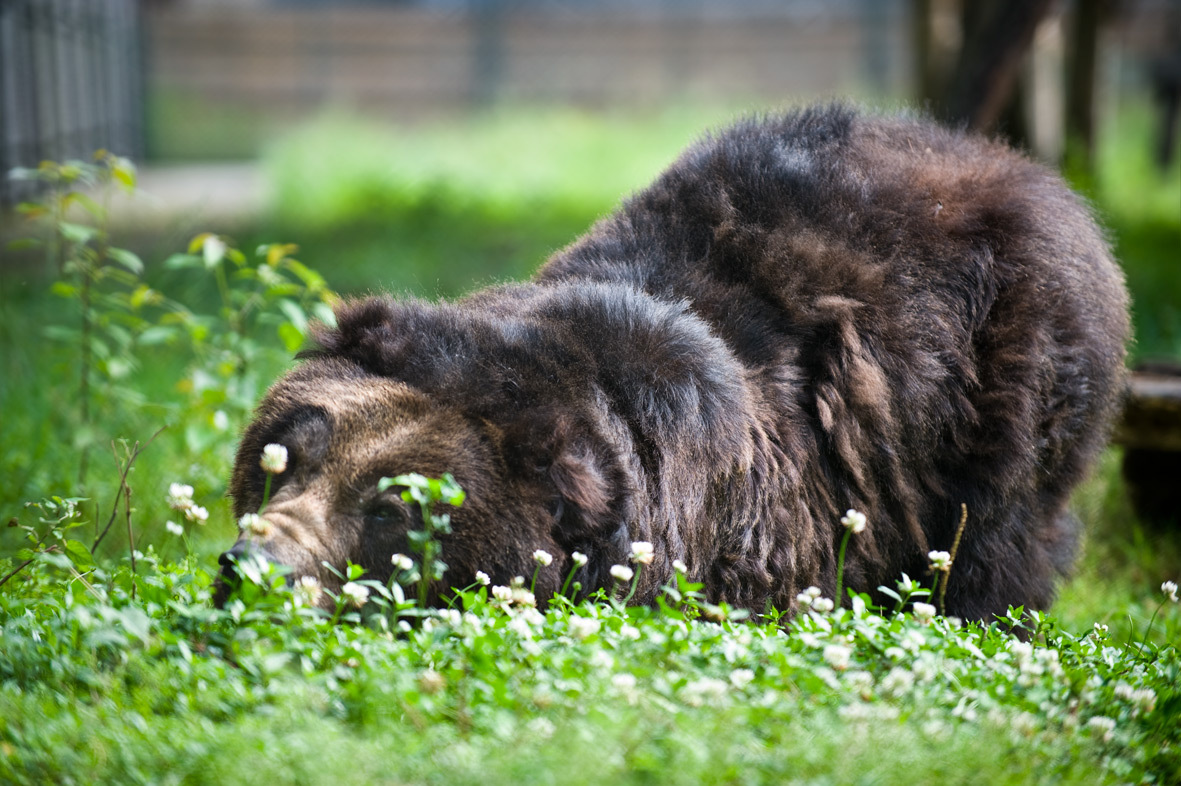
xmin=0 ymin=0 xmax=143 ymax=205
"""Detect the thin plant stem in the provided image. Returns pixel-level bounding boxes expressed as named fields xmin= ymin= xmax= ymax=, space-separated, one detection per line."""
xmin=0 ymin=546 xmax=58 ymax=589
xmin=1134 ymin=602 xmax=1166 ymax=660
xmin=559 ymin=565 xmax=579 ymax=599
xmin=123 ymin=461 xmax=136 ymax=601
xmin=77 ymin=254 xmax=93 ymax=486
xmin=621 ymin=566 xmax=642 ymax=604
xmin=834 ymin=527 xmax=854 ymax=607
xmin=92 ymin=426 xmax=166 ymax=552
xmin=935 ymin=503 xmax=969 ymax=616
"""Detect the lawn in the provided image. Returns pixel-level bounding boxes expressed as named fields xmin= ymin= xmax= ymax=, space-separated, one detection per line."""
xmin=0 ymin=102 xmax=1178 ymax=785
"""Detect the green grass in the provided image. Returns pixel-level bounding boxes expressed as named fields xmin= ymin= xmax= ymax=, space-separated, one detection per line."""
xmin=1 ymin=101 xmax=1179 ymax=785
xmin=1 ymin=551 xmax=1177 ymax=786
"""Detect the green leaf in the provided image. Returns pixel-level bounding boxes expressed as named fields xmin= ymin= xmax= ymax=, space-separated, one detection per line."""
xmin=111 ymin=157 xmax=137 ymax=190
xmin=63 ymin=539 xmax=95 ymax=570
xmin=8 ymin=167 xmax=39 ymax=181
xmin=263 ymin=243 xmax=299 ymax=266
xmin=278 ymin=322 xmax=304 ymax=353
xmin=107 ymin=247 xmax=144 ymax=275
xmin=6 ymin=237 xmax=42 ymax=251
xmin=137 ymin=325 xmax=177 ymax=346
xmin=50 ymin=281 xmax=78 ymax=298
xmin=16 ymin=201 xmax=47 ymax=218
xmin=188 ymin=232 xmax=214 ymax=255
xmin=59 ymin=222 xmax=97 ymax=245
xmin=311 ymin=302 xmax=338 ymax=328
xmin=163 ymin=253 xmax=202 ymax=270
xmin=43 ymin=324 xmax=80 ymax=343
xmin=62 ymin=191 xmax=102 ymax=218
xmin=277 ymin=299 xmax=308 ymax=334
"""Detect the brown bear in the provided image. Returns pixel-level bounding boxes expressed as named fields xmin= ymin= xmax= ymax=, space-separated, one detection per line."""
xmin=220 ymin=104 xmax=1129 ymax=621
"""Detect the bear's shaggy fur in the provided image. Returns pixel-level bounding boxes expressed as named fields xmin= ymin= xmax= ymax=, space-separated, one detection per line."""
xmin=224 ymin=105 xmax=1129 ymax=620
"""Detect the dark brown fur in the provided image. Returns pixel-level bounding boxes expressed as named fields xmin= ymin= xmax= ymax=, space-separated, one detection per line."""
xmin=224 ymin=105 xmax=1129 ymax=620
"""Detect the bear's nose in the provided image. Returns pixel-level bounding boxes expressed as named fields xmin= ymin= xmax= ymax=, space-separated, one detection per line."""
xmin=217 ymin=539 xmax=272 ymax=571
xmin=213 ymin=540 xmax=280 ymax=607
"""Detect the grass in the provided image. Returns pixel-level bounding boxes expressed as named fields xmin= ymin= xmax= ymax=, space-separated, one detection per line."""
xmin=1 ymin=100 xmax=1179 ymax=784
xmin=1 ymin=545 xmax=1177 ymax=786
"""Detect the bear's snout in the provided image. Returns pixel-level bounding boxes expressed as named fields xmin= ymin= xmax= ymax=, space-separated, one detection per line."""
xmin=213 ymin=539 xmax=280 ymax=607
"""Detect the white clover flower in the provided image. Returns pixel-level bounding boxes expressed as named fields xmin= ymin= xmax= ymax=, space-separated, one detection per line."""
xmin=803 ymin=585 xmax=822 ymax=599
xmin=1092 ymin=622 xmax=1109 ymax=637
xmin=1086 ymin=715 xmax=1116 ymax=742
xmin=796 ymin=591 xmax=815 ymax=609
xmin=491 ymin=585 xmax=513 ymax=603
xmin=928 ymin=550 xmax=951 ymax=571
xmin=569 ymin=616 xmax=601 ymax=640
xmin=900 ymin=629 xmax=926 ymax=653
xmin=1163 ymin=580 xmax=1179 ymax=603
xmin=527 ymin=717 xmax=556 ymax=738
xmin=165 ymin=520 xmax=184 ymax=537
xmin=630 ymin=541 xmax=655 ymax=565
xmin=437 ymin=608 xmax=462 ymax=627
xmin=912 ymin=654 xmax=939 ymax=683
xmin=294 ymin=575 xmax=323 ymax=607
xmin=185 ymin=504 xmax=209 ymax=524
xmin=391 ymin=553 xmax=414 ymax=571
xmin=846 ymin=670 xmax=875 ymax=699
xmin=166 ymin=483 xmax=195 ymax=511
xmin=729 ymin=668 xmax=755 ymax=689
xmin=532 ymin=549 xmax=553 ymax=567
xmin=511 ymin=587 xmax=537 ymax=607
xmin=260 ymin=443 xmax=288 ymax=475
xmin=912 ymin=602 xmax=937 ymax=624
xmin=823 ymin=644 xmax=853 ymax=671
xmin=340 ymin=581 xmax=369 ymax=609
xmin=571 ymin=551 xmax=588 ymax=568
xmin=1010 ymin=641 xmax=1034 ymax=662
xmin=680 ymin=677 xmax=729 ymax=707
xmin=880 ymin=667 xmax=915 ymax=697
xmin=506 ymin=614 xmax=534 ymax=638
xmin=510 ymin=575 xmax=526 ymax=588
xmin=611 ymin=673 xmax=638 ymax=691
xmin=672 ymin=559 xmax=688 ymax=574
xmin=810 ymin=597 xmax=835 ymax=614
xmin=610 ymin=564 xmax=634 ymax=583
xmin=1011 ymin=711 xmax=1039 ymax=737
xmin=474 ymin=570 xmax=491 ymax=586
xmin=238 ymin=512 xmax=272 ymax=537
xmin=417 ymin=668 xmax=446 ymax=694
xmin=840 ymin=509 xmax=867 ymax=533
xmin=1132 ymin=688 xmax=1157 ymax=715
xmin=619 ymin=624 xmax=641 ymax=641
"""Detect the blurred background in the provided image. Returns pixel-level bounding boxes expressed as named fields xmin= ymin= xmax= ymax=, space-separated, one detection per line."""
xmin=0 ymin=1 xmax=1178 ymax=597
xmin=1 ymin=0 xmax=1177 ymax=295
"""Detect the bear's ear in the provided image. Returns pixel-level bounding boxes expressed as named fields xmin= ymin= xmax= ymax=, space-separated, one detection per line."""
xmin=548 ymin=441 xmax=612 ymax=517
xmin=502 ymin=409 xmax=616 ymax=528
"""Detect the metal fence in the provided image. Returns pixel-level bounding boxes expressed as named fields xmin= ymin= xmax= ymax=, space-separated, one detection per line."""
xmin=0 ymin=0 xmax=143 ymax=205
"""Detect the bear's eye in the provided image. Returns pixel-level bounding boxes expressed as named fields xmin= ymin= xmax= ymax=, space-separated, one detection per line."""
xmin=365 ymin=499 xmax=405 ymax=523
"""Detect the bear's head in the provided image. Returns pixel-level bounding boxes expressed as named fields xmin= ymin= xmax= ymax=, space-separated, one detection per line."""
xmin=214 ymin=304 xmax=634 ymax=609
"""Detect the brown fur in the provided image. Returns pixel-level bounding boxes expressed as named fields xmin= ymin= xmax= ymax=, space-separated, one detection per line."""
xmin=222 ymin=105 xmax=1129 ymax=620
